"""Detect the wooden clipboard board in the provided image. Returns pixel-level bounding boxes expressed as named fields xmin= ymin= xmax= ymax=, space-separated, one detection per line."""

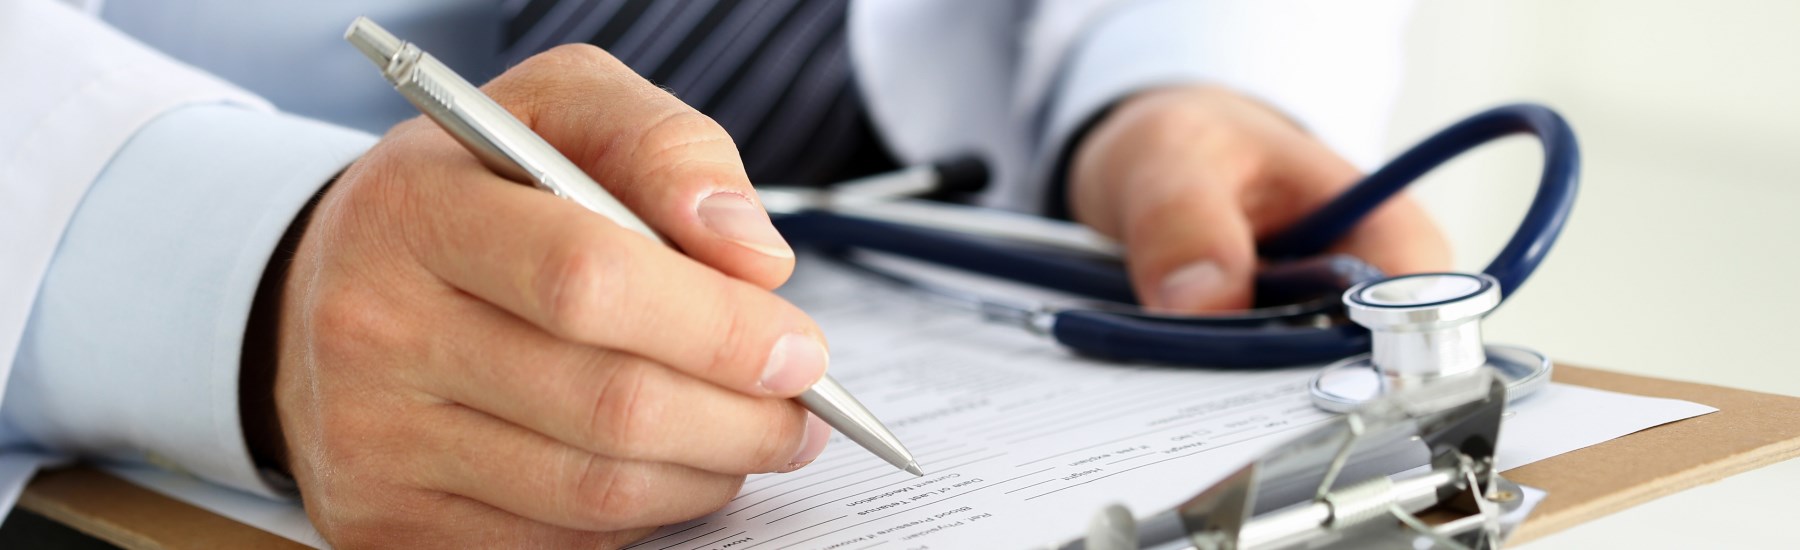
xmin=1504 ymin=365 xmax=1800 ymax=543
xmin=19 ymin=364 xmax=1800 ymax=548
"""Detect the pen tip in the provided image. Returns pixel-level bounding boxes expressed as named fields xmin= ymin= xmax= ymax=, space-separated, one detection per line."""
xmin=904 ymin=462 xmax=924 ymax=477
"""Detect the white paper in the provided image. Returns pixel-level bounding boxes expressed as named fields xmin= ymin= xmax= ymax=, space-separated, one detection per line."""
xmin=1495 ymin=383 xmax=1713 ymax=471
xmin=102 ymin=257 xmax=1714 ymax=549
xmin=0 ymin=451 xmax=65 ymax=524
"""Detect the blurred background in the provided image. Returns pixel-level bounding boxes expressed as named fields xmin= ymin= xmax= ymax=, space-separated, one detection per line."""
xmin=1390 ymin=1 xmax=1798 ymax=546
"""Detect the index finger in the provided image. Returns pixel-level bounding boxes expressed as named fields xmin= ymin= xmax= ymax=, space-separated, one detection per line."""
xmin=1260 ymin=137 xmax=1451 ymax=275
xmin=393 ymin=45 xmax=830 ymax=396
xmin=397 ymin=148 xmax=830 ymax=397
xmin=483 ymin=44 xmax=797 ymax=291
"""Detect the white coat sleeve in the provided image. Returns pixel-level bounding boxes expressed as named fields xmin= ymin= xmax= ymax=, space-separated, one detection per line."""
xmin=0 ymin=0 xmax=375 ymax=499
xmin=1026 ymin=0 xmax=1414 ymax=215
xmin=849 ymin=0 xmax=1411 ymax=216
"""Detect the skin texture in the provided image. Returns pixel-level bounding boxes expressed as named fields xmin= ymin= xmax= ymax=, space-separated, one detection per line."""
xmin=273 ymin=45 xmax=831 ymax=547
xmin=1069 ymin=85 xmax=1451 ymax=312
xmin=261 ymin=53 xmax=1450 ymax=547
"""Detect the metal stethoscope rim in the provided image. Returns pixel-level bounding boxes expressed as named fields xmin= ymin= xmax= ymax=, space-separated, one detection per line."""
xmin=1310 ymin=344 xmax=1555 ymax=413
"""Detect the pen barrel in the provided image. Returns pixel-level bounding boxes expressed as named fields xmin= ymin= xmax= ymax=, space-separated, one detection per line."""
xmin=385 ymin=44 xmax=666 ymax=245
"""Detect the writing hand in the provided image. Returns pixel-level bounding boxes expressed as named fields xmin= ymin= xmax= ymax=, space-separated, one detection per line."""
xmin=263 ymin=45 xmax=831 ymax=547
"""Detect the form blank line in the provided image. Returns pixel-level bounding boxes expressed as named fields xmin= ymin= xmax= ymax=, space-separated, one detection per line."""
xmin=1000 ymin=382 xmax=1298 ymax=445
xmin=657 ymin=526 xmax=726 ymax=550
xmin=754 ymin=477 xmax=1012 ymax=549
xmin=766 ymin=453 xmax=1006 ymax=525
xmin=1023 ymin=418 xmax=1335 ymax=501
xmin=731 ymin=462 xmax=891 ymax=516
xmin=967 ymin=376 xmax=1167 ymax=430
xmin=1013 ymin=398 xmax=1303 ymax=468
xmin=965 ymin=375 xmax=1197 ymax=437
xmin=732 ymin=438 xmax=958 ymax=502
xmin=621 ymin=523 xmax=705 ymax=550
xmin=975 ymin=372 xmax=1278 ymax=437
xmin=1001 ymin=477 xmax=1058 ymax=495
xmin=798 ymin=516 xmax=848 ymax=535
xmin=746 ymin=446 xmax=997 ymax=520
xmin=992 ymin=467 xmax=1056 ymax=487
xmin=741 ymin=516 xmax=846 ymax=550
xmin=1105 ymin=453 xmax=1155 ymax=466
xmin=690 ymin=530 xmax=746 ymax=550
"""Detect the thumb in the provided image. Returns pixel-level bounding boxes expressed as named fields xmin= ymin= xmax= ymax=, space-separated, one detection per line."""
xmin=1118 ymin=183 xmax=1260 ymax=312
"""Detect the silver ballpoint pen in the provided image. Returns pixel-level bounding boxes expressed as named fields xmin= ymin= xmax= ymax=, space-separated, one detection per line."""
xmin=344 ymin=17 xmax=921 ymax=477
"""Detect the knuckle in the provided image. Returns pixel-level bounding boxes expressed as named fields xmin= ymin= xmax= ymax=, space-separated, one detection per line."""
xmin=630 ymin=108 xmax=738 ymax=179
xmin=534 ymin=233 xmax=626 ymax=340
xmin=687 ymin=475 xmax=741 ymax=516
xmin=493 ymin=44 xmax=621 ymax=120
xmin=504 ymin=44 xmax=615 ymax=94
xmin=310 ymin=289 xmax=405 ymax=364
xmin=595 ymin=469 xmax=649 ymax=528
xmin=701 ymin=279 xmax=759 ymax=385
xmin=747 ymin=404 xmax=807 ymax=471
xmin=305 ymin=472 xmax=411 ymax=548
xmin=536 ymin=42 xmax=614 ymax=69
xmin=587 ymin=361 xmax=661 ymax=456
xmin=570 ymin=457 xmax=643 ymax=530
xmin=312 ymin=408 xmax=391 ymax=488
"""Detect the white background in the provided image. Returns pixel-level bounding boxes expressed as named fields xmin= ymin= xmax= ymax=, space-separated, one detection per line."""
xmin=1387 ymin=1 xmax=1798 ymax=546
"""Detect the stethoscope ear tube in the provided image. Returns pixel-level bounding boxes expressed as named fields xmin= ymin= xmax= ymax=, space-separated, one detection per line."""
xmin=774 ymin=212 xmax=1141 ymax=304
xmin=1050 ymin=309 xmax=1372 ymax=368
xmin=1259 ymin=103 xmax=1580 ymax=298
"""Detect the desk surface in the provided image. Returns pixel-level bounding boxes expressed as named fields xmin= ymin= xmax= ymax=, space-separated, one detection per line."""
xmin=20 ymin=364 xmax=1800 ymax=548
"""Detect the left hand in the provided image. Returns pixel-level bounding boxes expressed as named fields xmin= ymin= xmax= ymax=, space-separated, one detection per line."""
xmin=1069 ymin=85 xmax=1451 ymax=312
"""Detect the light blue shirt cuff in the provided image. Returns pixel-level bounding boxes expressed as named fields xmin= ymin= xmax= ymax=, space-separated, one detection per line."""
xmin=1036 ymin=0 xmax=1226 ymax=216
xmin=6 ymin=104 xmax=375 ymax=498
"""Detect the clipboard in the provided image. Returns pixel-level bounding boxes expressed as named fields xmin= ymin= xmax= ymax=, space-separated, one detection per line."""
xmin=1504 ymin=365 xmax=1800 ymax=543
xmin=18 ymin=364 xmax=1800 ymax=548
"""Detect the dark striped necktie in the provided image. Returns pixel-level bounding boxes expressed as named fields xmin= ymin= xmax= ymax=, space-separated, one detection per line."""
xmin=501 ymin=0 xmax=897 ymax=186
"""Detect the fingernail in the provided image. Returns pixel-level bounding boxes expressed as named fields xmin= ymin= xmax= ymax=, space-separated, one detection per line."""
xmin=781 ymin=413 xmax=831 ymax=472
xmin=698 ymin=192 xmax=793 ymax=258
xmin=760 ymin=333 xmax=829 ymax=395
xmin=1157 ymin=261 xmax=1226 ymax=312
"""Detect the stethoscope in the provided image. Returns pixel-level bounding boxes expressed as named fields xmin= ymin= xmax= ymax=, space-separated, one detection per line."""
xmin=762 ymin=103 xmax=1578 ymax=411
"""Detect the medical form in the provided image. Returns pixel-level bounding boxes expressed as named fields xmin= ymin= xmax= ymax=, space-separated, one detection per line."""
xmin=617 ymin=258 xmax=1713 ymax=550
xmin=97 ymin=254 xmax=1714 ymax=548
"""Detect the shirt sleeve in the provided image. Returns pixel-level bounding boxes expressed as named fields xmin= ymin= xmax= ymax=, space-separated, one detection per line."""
xmin=4 ymin=103 xmax=375 ymax=498
xmin=1030 ymin=0 xmax=1414 ymax=214
xmin=0 ymin=0 xmax=269 ymax=413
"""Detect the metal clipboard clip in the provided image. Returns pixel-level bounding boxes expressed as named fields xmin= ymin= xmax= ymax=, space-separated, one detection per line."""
xmin=1059 ymin=372 xmax=1539 ymax=550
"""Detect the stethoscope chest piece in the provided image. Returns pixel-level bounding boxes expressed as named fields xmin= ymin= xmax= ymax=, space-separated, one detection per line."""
xmin=1309 ymin=272 xmax=1552 ymax=413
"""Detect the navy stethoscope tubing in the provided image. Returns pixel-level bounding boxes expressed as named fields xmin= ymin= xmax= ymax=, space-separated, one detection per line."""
xmin=1261 ymin=103 xmax=1581 ymax=298
xmin=772 ymin=103 xmax=1579 ymax=368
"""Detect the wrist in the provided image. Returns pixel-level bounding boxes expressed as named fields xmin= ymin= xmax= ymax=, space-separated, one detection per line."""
xmin=1068 ymin=85 xmax=1298 ymax=230
xmin=241 ymin=176 xmax=336 ymax=477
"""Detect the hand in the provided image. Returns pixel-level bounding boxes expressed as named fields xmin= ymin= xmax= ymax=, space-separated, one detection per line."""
xmin=266 ymin=45 xmax=832 ymax=547
xmin=1069 ymin=85 xmax=1451 ymax=312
